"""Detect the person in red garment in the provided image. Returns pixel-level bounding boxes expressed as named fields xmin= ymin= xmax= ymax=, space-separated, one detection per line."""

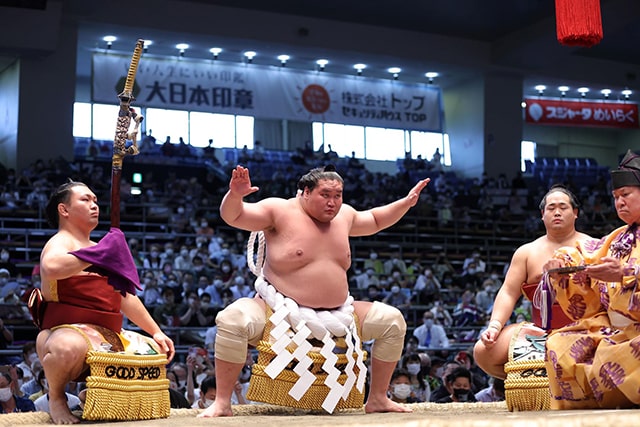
xmin=473 ymin=184 xmax=592 ymax=379
xmin=35 ymin=181 xmax=174 ymax=424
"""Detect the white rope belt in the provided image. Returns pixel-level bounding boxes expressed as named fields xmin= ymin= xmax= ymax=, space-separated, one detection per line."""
xmin=248 ymin=232 xmax=367 ymax=413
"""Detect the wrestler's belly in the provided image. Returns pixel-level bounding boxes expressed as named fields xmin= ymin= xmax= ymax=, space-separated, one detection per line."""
xmin=263 ymin=263 xmax=349 ymax=309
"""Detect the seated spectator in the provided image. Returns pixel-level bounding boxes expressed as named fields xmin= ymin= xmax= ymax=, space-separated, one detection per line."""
xmin=413 ymin=267 xmax=441 ymax=305
xmin=16 ymin=342 xmax=38 ymax=385
xmin=0 ymin=317 xmax=13 ymax=364
xmin=434 ymin=366 xmax=477 ymax=403
xmin=387 ymin=368 xmax=418 ymax=404
xmin=167 ymin=370 xmax=190 ymax=409
xmin=400 ymin=353 xmax=429 ymax=402
xmin=413 ymin=311 xmax=449 ymax=350
xmin=452 ymin=290 xmax=481 ymax=327
xmin=0 ymin=250 xmax=18 ymax=278
xmin=0 ymin=371 xmax=35 ymax=413
xmin=430 ymin=361 xmax=461 ymax=402
xmin=191 ymin=376 xmax=217 ymax=410
xmin=475 ymin=377 xmax=505 ymax=402
xmin=33 ymin=370 xmax=81 ymax=413
xmin=382 ymin=285 xmax=411 ymax=317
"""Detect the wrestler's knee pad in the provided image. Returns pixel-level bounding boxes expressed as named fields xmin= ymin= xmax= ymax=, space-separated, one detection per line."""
xmin=215 ymin=298 xmax=266 ymax=364
xmin=361 ymin=301 xmax=406 ymax=362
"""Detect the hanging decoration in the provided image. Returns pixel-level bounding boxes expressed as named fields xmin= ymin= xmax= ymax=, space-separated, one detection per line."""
xmin=555 ymin=0 xmax=603 ymax=47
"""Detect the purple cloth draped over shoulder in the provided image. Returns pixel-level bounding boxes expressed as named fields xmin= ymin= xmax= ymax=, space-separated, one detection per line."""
xmin=70 ymin=227 xmax=141 ymax=296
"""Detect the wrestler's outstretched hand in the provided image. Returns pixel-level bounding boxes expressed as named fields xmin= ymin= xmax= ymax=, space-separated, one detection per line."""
xmin=229 ymin=165 xmax=259 ymax=198
xmin=153 ymin=331 xmax=175 ymax=362
xmin=405 ymin=178 xmax=430 ymax=207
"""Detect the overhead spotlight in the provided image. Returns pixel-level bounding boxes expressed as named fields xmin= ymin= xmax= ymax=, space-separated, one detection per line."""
xmin=244 ymin=51 xmax=256 ymax=64
xmin=143 ymin=39 xmax=152 ymax=53
xmin=622 ymin=89 xmax=632 ymax=100
xmin=103 ymin=35 xmax=117 ymax=49
xmin=425 ymin=72 xmax=439 ymax=84
xmin=209 ymin=47 xmax=222 ymax=60
xmin=277 ymin=54 xmax=290 ymax=67
xmin=353 ymin=63 xmax=366 ymax=76
xmin=316 ymin=59 xmax=329 ymax=71
xmin=577 ymin=87 xmax=589 ymax=98
xmin=600 ymin=89 xmax=611 ymax=99
xmin=534 ymin=85 xmax=546 ymax=96
xmin=388 ymin=67 xmax=401 ymax=80
xmin=176 ymin=43 xmax=189 ymax=57
xmin=558 ymin=85 xmax=570 ymax=97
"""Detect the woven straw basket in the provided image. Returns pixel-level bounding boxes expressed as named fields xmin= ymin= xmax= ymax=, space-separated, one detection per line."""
xmin=247 ymin=311 xmax=367 ymax=410
xmin=504 ymin=358 xmax=551 ymax=411
xmin=82 ymin=351 xmax=170 ymax=421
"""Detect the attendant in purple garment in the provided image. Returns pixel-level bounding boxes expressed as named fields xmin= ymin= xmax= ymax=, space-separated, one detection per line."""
xmin=34 ymin=180 xmax=174 ymax=424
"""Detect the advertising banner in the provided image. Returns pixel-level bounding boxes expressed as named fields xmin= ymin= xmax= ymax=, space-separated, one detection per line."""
xmin=524 ymin=98 xmax=638 ymax=129
xmin=93 ymin=53 xmax=443 ymax=132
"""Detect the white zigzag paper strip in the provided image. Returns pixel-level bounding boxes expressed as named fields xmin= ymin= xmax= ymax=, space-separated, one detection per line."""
xmin=288 ymin=337 xmax=314 ymax=400
xmin=341 ymin=328 xmax=356 ymax=400
xmin=320 ymin=331 xmax=344 ymax=413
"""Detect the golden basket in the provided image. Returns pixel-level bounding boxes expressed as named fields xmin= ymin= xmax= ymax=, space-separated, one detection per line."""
xmin=246 ymin=309 xmax=367 ymax=410
xmin=82 ymin=351 xmax=170 ymax=421
xmin=504 ymin=358 xmax=550 ymax=411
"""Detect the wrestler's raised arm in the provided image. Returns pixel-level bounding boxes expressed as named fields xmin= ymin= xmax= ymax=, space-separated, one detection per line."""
xmin=219 ymin=165 xmax=283 ymax=231
xmin=349 ymin=178 xmax=430 ymax=237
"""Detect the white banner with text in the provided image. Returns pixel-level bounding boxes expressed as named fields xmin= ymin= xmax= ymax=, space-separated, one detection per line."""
xmin=92 ymin=53 xmax=443 ymax=132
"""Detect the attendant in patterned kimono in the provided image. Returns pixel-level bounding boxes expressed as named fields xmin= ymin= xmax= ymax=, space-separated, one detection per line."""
xmin=544 ymin=150 xmax=640 ymax=409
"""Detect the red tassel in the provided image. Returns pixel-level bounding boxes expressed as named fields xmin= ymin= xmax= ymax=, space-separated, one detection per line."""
xmin=555 ymin=0 xmax=603 ymax=47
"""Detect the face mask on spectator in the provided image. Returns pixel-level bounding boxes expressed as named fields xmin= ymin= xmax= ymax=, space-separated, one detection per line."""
xmin=392 ymin=384 xmax=411 ymax=400
xmin=453 ymin=388 xmax=470 ymax=402
xmin=0 ymin=387 xmax=12 ymax=402
xmin=406 ymin=363 xmax=421 ymax=375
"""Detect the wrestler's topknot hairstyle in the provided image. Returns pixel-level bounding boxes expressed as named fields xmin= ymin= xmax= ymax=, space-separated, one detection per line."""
xmin=297 ymin=165 xmax=343 ymax=192
xmin=538 ymin=183 xmax=580 ymax=213
xmin=45 ymin=179 xmax=89 ymax=228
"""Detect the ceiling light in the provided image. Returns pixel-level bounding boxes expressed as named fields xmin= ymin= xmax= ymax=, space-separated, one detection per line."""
xmin=316 ymin=59 xmax=329 ymax=71
xmin=558 ymin=85 xmax=570 ymax=97
xmin=176 ymin=43 xmax=189 ymax=57
xmin=103 ymin=35 xmax=117 ymax=49
xmin=577 ymin=87 xmax=589 ymax=97
xmin=353 ymin=63 xmax=366 ymax=76
xmin=600 ymin=89 xmax=611 ymax=98
xmin=388 ymin=67 xmax=401 ymax=80
xmin=622 ymin=89 xmax=632 ymax=100
xmin=534 ymin=85 xmax=546 ymax=96
xmin=244 ymin=51 xmax=256 ymax=63
xmin=425 ymin=72 xmax=439 ymax=83
xmin=277 ymin=54 xmax=290 ymax=67
xmin=209 ymin=47 xmax=222 ymax=60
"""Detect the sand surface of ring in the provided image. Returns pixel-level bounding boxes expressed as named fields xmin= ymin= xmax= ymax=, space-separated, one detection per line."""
xmin=1 ymin=402 xmax=640 ymax=427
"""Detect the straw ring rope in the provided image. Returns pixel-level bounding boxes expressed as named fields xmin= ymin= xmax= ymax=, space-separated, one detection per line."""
xmin=246 ymin=231 xmax=366 ymax=412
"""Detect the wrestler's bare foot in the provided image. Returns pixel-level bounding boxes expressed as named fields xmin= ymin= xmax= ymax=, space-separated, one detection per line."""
xmin=197 ymin=400 xmax=233 ymax=417
xmin=364 ymin=396 xmax=413 ymax=413
xmin=49 ymin=399 xmax=80 ymax=424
